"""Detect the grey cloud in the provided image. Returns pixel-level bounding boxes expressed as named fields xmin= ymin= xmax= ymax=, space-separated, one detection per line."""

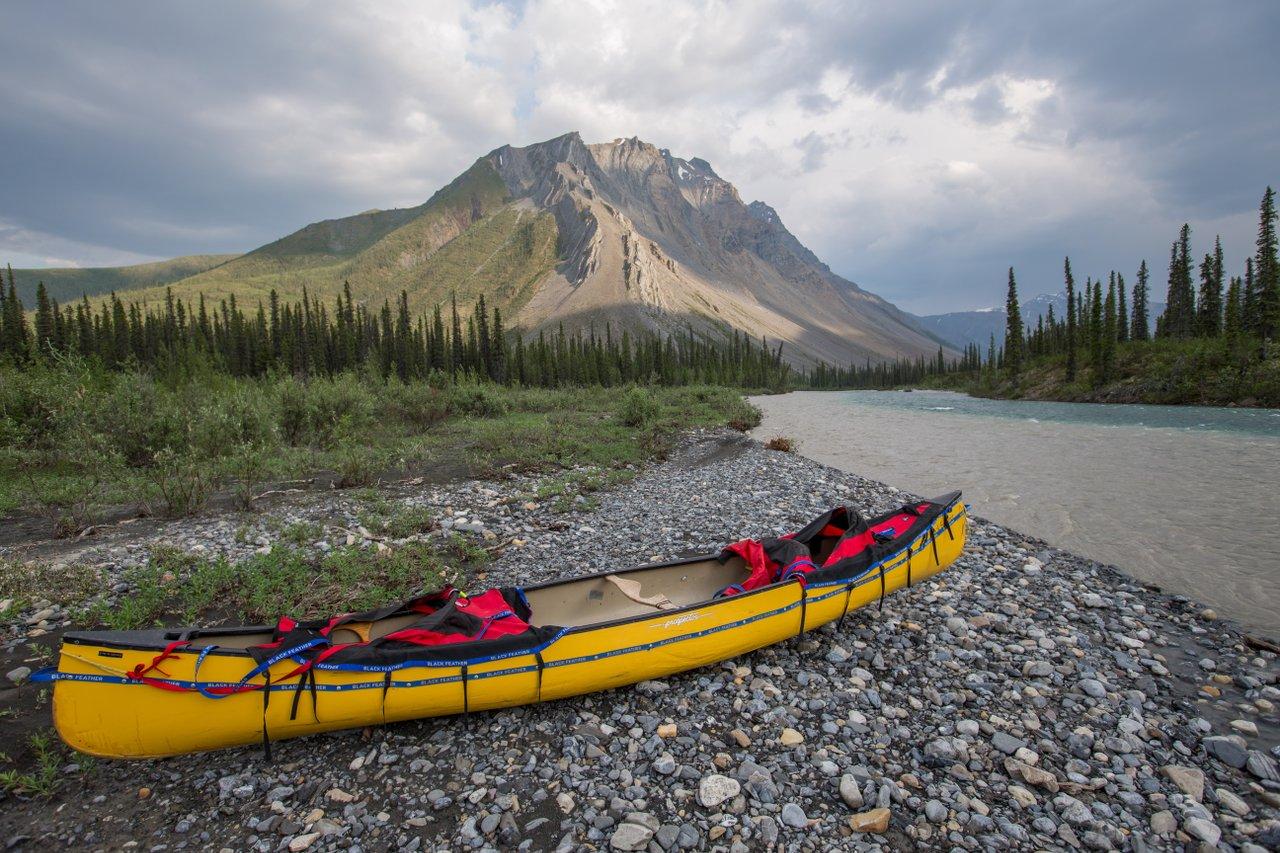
xmin=1 ymin=1 xmax=1276 ymax=314
xmin=964 ymin=82 xmax=1011 ymax=125
xmin=794 ymin=132 xmax=828 ymax=173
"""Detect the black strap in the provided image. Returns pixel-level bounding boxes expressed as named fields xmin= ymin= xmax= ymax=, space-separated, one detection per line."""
xmin=877 ymin=562 xmax=887 ymax=612
xmin=287 ymin=668 xmax=319 ymax=723
xmin=942 ymin=510 xmax=955 ymax=541
xmin=836 ymin=582 xmax=855 ymax=632
xmin=929 ymin=527 xmax=940 ymax=566
xmin=380 ymin=671 xmax=393 ymax=724
xmin=460 ymin=664 xmax=470 ymax=718
xmin=534 ymin=651 xmax=545 ymax=703
xmin=795 ymin=577 xmax=808 ymax=635
xmin=906 ymin=543 xmax=913 ymax=588
xmin=261 ymin=672 xmax=273 ymax=761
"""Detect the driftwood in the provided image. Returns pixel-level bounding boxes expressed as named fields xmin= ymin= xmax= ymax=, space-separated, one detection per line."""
xmin=1244 ymin=634 xmax=1280 ymax=654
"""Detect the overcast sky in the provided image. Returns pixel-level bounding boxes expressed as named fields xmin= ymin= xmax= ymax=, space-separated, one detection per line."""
xmin=2 ymin=1 xmax=1277 ymax=313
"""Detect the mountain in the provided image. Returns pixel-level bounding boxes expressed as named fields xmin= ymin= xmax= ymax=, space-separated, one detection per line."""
xmin=9 ymin=254 xmax=238 ymax=305
xmin=915 ymin=292 xmax=1164 ymax=349
xmin=29 ymin=132 xmax=950 ymax=366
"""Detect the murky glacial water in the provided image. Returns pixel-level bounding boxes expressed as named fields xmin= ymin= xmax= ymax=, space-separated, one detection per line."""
xmin=750 ymin=390 xmax=1280 ymax=637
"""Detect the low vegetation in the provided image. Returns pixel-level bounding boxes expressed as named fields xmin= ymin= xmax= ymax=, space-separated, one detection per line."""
xmin=922 ymin=337 xmax=1280 ymax=406
xmin=0 ymin=359 xmax=760 ymax=532
xmin=0 ymin=730 xmax=66 ymax=798
xmin=764 ymin=435 xmax=797 ymax=453
xmin=81 ymin=535 xmax=490 ymax=631
xmin=0 ymin=558 xmax=100 ymax=615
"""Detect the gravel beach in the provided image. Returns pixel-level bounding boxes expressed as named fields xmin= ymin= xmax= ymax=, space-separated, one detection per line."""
xmin=1 ymin=429 xmax=1277 ymax=851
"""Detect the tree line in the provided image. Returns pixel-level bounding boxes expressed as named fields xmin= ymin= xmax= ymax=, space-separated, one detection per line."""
xmin=0 ymin=277 xmax=793 ymax=389
xmin=812 ymin=186 xmax=1279 ymax=389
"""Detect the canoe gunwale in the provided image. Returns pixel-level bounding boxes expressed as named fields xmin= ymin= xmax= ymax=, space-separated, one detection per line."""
xmin=57 ymin=495 xmax=966 ymax=662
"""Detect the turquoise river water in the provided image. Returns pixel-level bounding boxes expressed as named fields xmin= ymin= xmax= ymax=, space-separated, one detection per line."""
xmin=750 ymin=390 xmax=1280 ymax=636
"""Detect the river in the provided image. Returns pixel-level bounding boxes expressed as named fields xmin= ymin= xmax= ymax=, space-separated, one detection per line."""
xmin=750 ymin=390 xmax=1280 ymax=637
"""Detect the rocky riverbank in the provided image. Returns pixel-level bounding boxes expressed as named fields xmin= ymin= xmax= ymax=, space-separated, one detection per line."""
xmin=1 ymin=429 xmax=1278 ymax=851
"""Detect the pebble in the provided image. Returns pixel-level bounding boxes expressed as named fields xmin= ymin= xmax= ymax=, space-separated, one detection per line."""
xmin=991 ymin=732 xmax=1026 ymax=755
xmin=5 ymin=666 xmax=30 ymax=685
xmin=697 ymin=775 xmax=740 ymax=808
xmin=837 ymin=775 xmax=865 ymax=810
xmin=1007 ymin=785 xmax=1036 ymax=807
xmin=780 ymin=803 xmax=809 ymax=829
xmin=1162 ymin=765 xmax=1204 ymax=801
xmin=1184 ymin=817 xmax=1221 ymax=846
xmin=1149 ymin=810 xmax=1176 ymax=834
xmin=848 ymin=808 xmax=891 ymax=834
xmin=1203 ymin=736 xmax=1248 ymax=769
xmin=288 ymin=833 xmax=320 ymax=852
xmin=1078 ymin=677 xmax=1106 ymax=698
xmin=778 ymin=727 xmax=804 ymax=746
xmin=609 ymin=822 xmax=653 ymax=851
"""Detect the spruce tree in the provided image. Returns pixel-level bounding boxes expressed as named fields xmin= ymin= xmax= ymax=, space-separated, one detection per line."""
xmin=1175 ymin=224 xmax=1196 ymax=337
xmin=1116 ymin=273 xmax=1129 ymax=343
xmin=1003 ymin=267 xmax=1023 ymax=376
xmin=449 ymin=293 xmax=464 ymax=377
xmin=1255 ymin=186 xmax=1278 ymax=340
xmin=475 ymin=295 xmax=491 ymax=380
xmin=1090 ymin=279 xmax=1103 ymax=367
xmin=490 ymin=305 xmax=507 ymax=382
xmin=1101 ymin=278 xmax=1117 ymax=383
xmin=1243 ymin=257 xmax=1258 ymax=335
xmin=1 ymin=277 xmax=29 ymax=360
xmin=1224 ymin=276 xmax=1242 ymax=341
xmin=430 ymin=304 xmax=446 ymax=371
xmin=1132 ymin=260 xmax=1150 ymax=341
xmin=1196 ymin=246 xmax=1222 ymax=337
xmin=34 ymin=281 xmax=55 ymax=356
xmin=1064 ymin=257 xmax=1077 ymax=380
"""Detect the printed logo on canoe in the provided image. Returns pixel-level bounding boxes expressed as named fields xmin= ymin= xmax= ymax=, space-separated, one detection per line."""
xmin=655 ymin=612 xmax=704 ymax=630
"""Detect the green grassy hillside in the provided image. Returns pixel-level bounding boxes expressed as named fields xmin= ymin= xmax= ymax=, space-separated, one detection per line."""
xmin=10 ymin=254 xmax=238 ymax=304
xmin=106 ymin=158 xmax=555 ymax=316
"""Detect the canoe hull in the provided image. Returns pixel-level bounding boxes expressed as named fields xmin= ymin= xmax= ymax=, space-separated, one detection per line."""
xmin=51 ymin=501 xmax=966 ymax=758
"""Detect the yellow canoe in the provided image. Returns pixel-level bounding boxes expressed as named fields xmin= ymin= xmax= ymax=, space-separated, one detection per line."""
xmin=40 ymin=492 xmax=966 ymax=758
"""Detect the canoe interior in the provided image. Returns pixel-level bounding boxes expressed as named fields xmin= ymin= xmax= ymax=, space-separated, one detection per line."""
xmin=104 ymin=553 xmax=756 ymax=651
xmin=521 ymin=556 xmax=750 ymax=626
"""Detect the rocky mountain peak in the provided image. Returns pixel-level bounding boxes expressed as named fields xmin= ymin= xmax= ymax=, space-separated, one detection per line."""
xmin=475 ymin=132 xmax=946 ymax=365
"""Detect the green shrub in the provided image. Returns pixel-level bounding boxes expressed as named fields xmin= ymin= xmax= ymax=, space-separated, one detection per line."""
xmin=383 ymin=381 xmax=453 ymax=429
xmin=617 ymin=387 xmax=658 ymax=427
xmin=277 ymin=377 xmax=311 ymax=445
xmin=277 ymin=375 xmax=375 ymax=447
xmin=724 ymin=397 xmax=762 ymax=431
xmin=192 ymin=386 xmax=278 ymax=459
xmin=334 ymin=445 xmax=382 ymax=488
xmin=228 ymin=441 xmax=269 ymax=510
xmin=100 ymin=372 xmax=187 ymax=466
xmin=147 ymin=448 xmax=210 ymax=517
xmin=308 ymin=375 xmax=375 ymax=446
xmin=449 ymin=384 xmax=510 ymax=418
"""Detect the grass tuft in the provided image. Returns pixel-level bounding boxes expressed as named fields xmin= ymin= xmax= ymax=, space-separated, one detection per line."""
xmin=764 ymin=435 xmax=797 ymax=453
